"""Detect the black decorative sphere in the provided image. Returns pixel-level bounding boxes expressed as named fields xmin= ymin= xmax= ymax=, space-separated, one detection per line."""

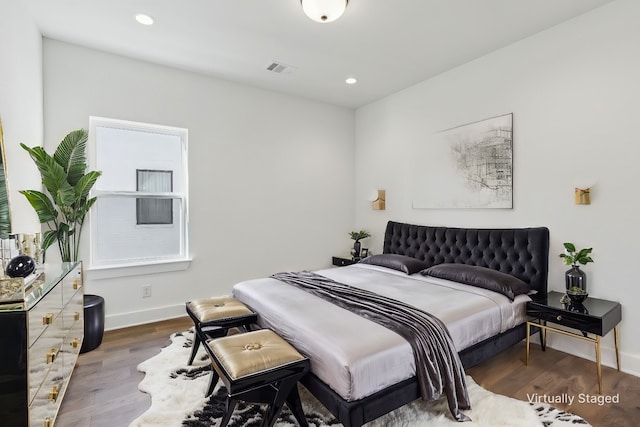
xmin=6 ymin=255 xmax=36 ymax=278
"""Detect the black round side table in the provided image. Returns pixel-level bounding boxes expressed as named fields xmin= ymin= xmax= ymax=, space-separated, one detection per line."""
xmin=81 ymin=294 xmax=105 ymax=353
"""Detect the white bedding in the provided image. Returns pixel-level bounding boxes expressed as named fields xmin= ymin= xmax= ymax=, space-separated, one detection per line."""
xmin=232 ymin=263 xmax=529 ymax=401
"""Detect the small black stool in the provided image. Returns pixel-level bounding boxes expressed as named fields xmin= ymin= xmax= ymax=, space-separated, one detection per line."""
xmin=81 ymin=294 xmax=105 ymax=353
xmin=185 ymin=296 xmax=257 ymax=365
xmin=205 ymin=329 xmax=310 ymax=427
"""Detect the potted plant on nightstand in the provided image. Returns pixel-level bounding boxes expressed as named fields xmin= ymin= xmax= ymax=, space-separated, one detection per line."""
xmin=559 ymin=242 xmax=594 ymax=295
xmin=349 ymin=230 xmax=371 ymax=260
xmin=19 ymin=129 xmax=101 ymax=262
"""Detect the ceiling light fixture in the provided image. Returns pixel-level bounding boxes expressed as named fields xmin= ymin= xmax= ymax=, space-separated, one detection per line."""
xmin=301 ymin=0 xmax=348 ymax=23
xmin=135 ymin=13 xmax=154 ymax=26
xmin=345 ymin=77 xmax=357 ymax=85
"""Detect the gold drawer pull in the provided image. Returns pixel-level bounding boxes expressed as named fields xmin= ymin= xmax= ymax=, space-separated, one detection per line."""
xmin=44 ymin=417 xmax=52 ymax=427
xmin=74 ymin=312 xmax=80 ymax=321
xmin=71 ymin=338 xmax=79 ymax=348
xmin=46 ymin=349 xmax=58 ymax=364
xmin=48 ymin=385 xmax=59 ymax=402
xmin=556 ymin=315 xmax=562 ymax=321
xmin=73 ymin=279 xmax=81 ymax=290
xmin=42 ymin=313 xmax=54 ymax=325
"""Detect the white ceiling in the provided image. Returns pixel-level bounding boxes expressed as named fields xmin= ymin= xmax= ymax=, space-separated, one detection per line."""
xmin=25 ymin=0 xmax=616 ymax=109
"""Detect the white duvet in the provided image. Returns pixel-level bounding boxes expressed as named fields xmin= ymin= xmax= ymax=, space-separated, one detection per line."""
xmin=232 ymin=263 xmax=529 ymax=401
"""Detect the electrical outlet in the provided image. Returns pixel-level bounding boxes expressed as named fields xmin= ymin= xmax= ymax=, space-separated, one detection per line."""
xmin=142 ymin=284 xmax=152 ymax=298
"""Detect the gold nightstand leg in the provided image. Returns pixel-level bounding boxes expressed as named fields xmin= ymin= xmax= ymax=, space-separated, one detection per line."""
xmin=525 ymin=322 xmax=531 ymax=366
xmin=595 ymin=336 xmax=602 ymax=394
xmin=614 ymin=326 xmax=621 ymax=371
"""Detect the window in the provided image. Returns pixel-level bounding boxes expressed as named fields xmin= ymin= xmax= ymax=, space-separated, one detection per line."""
xmin=89 ymin=117 xmax=189 ymax=273
xmin=136 ymin=170 xmax=173 ymax=225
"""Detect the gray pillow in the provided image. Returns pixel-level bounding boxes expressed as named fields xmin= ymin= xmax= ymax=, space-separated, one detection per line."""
xmin=359 ymin=254 xmax=427 ymax=275
xmin=421 ymin=264 xmax=530 ymax=301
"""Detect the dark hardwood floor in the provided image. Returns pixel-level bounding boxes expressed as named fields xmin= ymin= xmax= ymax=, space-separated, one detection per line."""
xmin=56 ymin=317 xmax=193 ymax=427
xmin=57 ymin=317 xmax=639 ymax=426
xmin=467 ymin=337 xmax=640 ymax=427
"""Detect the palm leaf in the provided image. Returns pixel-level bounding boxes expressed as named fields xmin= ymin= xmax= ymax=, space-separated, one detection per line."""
xmin=20 ymin=143 xmax=70 ymax=199
xmin=54 ymin=183 xmax=77 ymax=209
xmin=41 ymin=229 xmax=59 ymax=252
xmin=75 ymin=197 xmax=98 ymax=221
xmin=74 ymin=171 xmax=102 ymax=200
xmin=54 ymin=129 xmax=88 ymax=186
xmin=18 ymin=190 xmax=58 ymax=223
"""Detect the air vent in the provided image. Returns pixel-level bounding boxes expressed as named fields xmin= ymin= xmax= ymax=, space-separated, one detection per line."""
xmin=266 ymin=61 xmax=296 ymax=74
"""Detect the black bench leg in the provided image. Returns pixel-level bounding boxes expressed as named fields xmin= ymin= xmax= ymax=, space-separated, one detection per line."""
xmin=219 ymin=397 xmax=238 ymax=427
xmin=261 ymin=377 xmax=300 ymax=427
xmin=286 ymin=384 xmax=309 ymax=427
xmin=190 ymin=326 xmax=228 ymax=365
xmin=206 ymin=370 xmax=220 ymax=397
xmin=188 ymin=331 xmax=202 ymax=365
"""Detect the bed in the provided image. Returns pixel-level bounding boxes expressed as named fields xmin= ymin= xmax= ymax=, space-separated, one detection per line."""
xmin=232 ymin=221 xmax=549 ymax=426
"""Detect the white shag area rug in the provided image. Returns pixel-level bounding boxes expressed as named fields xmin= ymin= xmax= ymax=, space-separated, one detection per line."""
xmin=130 ymin=329 xmax=590 ymax=427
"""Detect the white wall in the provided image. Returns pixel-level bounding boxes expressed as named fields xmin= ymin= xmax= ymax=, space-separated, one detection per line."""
xmin=8 ymin=0 xmax=637 ymax=378
xmin=0 ymin=0 xmax=43 ymax=233
xmin=43 ymin=40 xmax=355 ymax=329
xmin=355 ymin=0 xmax=640 ymax=376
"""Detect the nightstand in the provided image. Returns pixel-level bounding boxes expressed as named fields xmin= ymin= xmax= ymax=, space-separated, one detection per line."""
xmin=525 ymin=291 xmax=621 ymax=393
xmin=332 ymin=256 xmax=358 ymax=267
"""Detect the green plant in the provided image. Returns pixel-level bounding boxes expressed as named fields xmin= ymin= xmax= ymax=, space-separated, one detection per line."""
xmin=20 ymin=129 xmax=102 ymax=262
xmin=349 ymin=230 xmax=371 ymax=241
xmin=559 ymin=242 xmax=594 ymax=267
xmin=567 ymin=286 xmax=588 ymax=295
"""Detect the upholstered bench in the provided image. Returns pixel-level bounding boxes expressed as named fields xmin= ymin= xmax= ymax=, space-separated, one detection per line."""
xmin=205 ymin=329 xmax=310 ymax=427
xmin=185 ymin=296 xmax=258 ymax=365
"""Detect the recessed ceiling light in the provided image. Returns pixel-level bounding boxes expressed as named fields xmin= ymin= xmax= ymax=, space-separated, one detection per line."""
xmin=345 ymin=77 xmax=357 ymax=85
xmin=135 ymin=13 xmax=154 ymax=26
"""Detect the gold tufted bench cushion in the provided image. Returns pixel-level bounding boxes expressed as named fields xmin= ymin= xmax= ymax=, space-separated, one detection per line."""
xmin=208 ymin=329 xmax=306 ymax=380
xmin=187 ymin=296 xmax=254 ymax=323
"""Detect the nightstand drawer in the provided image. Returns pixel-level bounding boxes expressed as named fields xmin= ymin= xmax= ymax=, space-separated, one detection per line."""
xmin=332 ymin=256 xmax=357 ymax=267
xmin=528 ymin=306 xmax=601 ymax=334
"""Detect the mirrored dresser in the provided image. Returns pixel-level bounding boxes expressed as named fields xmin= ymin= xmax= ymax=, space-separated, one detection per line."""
xmin=0 ymin=262 xmax=83 ymax=427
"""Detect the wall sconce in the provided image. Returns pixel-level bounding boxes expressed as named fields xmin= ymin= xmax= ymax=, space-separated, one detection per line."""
xmin=575 ymin=188 xmax=591 ymax=205
xmin=371 ymin=190 xmax=386 ymax=210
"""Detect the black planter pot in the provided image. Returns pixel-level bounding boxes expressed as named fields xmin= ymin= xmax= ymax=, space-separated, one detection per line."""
xmin=352 ymin=240 xmax=361 ymax=259
xmin=565 ymin=265 xmax=587 ymax=291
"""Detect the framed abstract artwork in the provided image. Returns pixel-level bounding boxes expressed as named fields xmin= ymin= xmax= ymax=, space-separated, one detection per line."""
xmin=412 ymin=113 xmax=513 ymax=209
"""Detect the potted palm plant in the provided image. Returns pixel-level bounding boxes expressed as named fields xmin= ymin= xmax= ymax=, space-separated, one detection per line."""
xmin=20 ymin=129 xmax=101 ymax=262
xmin=559 ymin=242 xmax=593 ymax=294
xmin=349 ymin=230 xmax=371 ymax=259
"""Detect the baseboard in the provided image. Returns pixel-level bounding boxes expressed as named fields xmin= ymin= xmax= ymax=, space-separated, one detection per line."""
xmin=545 ymin=335 xmax=640 ymax=378
xmin=105 ymin=303 xmax=186 ymax=331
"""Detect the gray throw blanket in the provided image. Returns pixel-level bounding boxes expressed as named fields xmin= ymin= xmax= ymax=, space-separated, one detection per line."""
xmin=271 ymin=271 xmax=471 ymax=422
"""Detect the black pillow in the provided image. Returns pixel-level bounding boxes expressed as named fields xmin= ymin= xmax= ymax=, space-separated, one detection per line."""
xmin=421 ymin=264 xmax=530 ymax=301
xmin=359 ymin=254 xmax=427 ymax=275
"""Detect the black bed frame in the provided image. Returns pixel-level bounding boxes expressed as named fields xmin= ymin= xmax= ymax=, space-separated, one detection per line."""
xmin=300 ymin=221 xmax=549 ymax=427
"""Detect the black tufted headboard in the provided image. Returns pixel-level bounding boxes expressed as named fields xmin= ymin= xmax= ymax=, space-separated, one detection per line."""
xmin=383 ymin=221 xmax=550 ymax=297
